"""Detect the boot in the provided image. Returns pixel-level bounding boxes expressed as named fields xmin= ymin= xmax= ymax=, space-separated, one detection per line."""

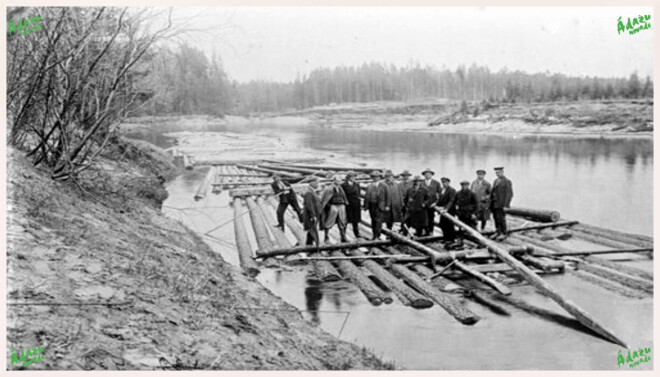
xmin=353 ymin=223 xmax=361 ymax=239
xmin=324 ymin=230 xmax=330 ymax=244
xmin=340 ymin=228 xmax=348 ymax=243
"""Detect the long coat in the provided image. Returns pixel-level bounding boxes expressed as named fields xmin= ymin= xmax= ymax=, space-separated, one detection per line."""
xmin=454 ymin=189 xmax=478 ymax=218
xmin=364 ymin=181 xmax=389 ymax=212
xmin=436 ymin=186 xmax=457 ymax=215
xmin=422 ymin=179 xmax=441 ymax=204
xmin=490 ymin=176 xmax=513 ymax=209
xmin=302 ymin=187 xmax=322 ymax=231
xmin=403 ymin=185 xmax=432 ymax=230
xmin=471 ymin=179 xmax=492 ymax=219
xmin=385 ymin=180 xmax=404 ymax=222
xmin=341 ymin=181 xmax=362 ymax=223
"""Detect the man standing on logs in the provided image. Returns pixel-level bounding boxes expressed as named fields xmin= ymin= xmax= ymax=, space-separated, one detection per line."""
xmin=421 ymin=168 xmax=441 ymax=236
xmin=302 ymin=177 xmax=323 ymax=247
xmin=436 ymin=177 xmax=458 ymax=247
xmin=272 ymin=174 xmax=302 ymax=230
xmin=470 ymin=169 xmax=492 ymax=231
xmin=402 ymin=175 xmax=432 ymax=236
xmin=454 ymin=180 xmax=479 ymax=247
xmin=490 ymin=166 xmax=514 ymax=241
xmin=383 ymin=170 xmax=404 ymax=231
xmin=321 ymin=175 xmax=349 ymax=243
xmin=364 ymin=171 xmax=389 ymax=240
xmin=341 ymin=171 xmax=362 ymax=239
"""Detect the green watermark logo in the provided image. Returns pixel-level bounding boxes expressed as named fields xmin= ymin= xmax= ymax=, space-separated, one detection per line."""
xmin=10 ymin=346 xmax=45 ymax=367
xmin=618 ymin=347 xmax=651 ymax=368
xmin=618 ymin=15 xmax=651 ymax=36
xmin=7 ymin=15 xmax=44 ymax=37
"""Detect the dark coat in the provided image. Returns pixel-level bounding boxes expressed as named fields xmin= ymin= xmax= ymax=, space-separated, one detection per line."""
xmin=403 ymin=185 xmax=432 ymax=230
xmin=272 ymin=181 xmax=298 ymax=205
xmin=341 ymin=181 xmax=362 ymax=223
xmin=454 ymin=189 xmax=478 ymax=218
xmin=490 ymin=176 xmax=513 ymax=209
xmin=422 ymin=179 xmax=441 ymax=204
xmin=302 ymin=188 xmax=322 ymax=231
xmin=436 ymin=186 xmax=457 ymax=215
xmin=364 ymin=181 xmax=389 ymax=212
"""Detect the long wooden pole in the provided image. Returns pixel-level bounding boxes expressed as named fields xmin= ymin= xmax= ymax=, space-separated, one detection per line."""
xmin=435 ymin=207 xmax=629 ymax=348
xmin=236 ymin=164 xmax=301 ymax=178
xmin=362 ymin=221 xmax=445 ymax=265
xmin=482 ymin=220 xmax=579 ymax=236
xmin=233 ymin=198 xmax=260 ymax=277
xmin=275 ymin=162 xmax=379 ymax=173
xmin=504 ymin=207 xmax=561 ymax=222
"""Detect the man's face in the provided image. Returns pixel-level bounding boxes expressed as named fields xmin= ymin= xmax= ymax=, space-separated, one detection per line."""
xmin=442 ymin=181 xmax=449 ymax=188
xmin=495 ymin=170 xmax=504 ymax=178
xmin=461 ymin=184 xmax=469 ymax=191
xmin=402 ymin=175 xmax=410 ymax=181
xmin=423 ymin=172 xmax=433 ymax=180
xmin=477 ymin=173 xmax=485 ymax=180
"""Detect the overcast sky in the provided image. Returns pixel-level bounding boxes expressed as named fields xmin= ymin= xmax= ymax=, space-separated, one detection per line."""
xmin=172 ymin=7 xmax=653 ymax=83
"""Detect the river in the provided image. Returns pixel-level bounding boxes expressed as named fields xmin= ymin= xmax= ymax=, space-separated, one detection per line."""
xmin=146 ymin=123 xmax=653 ymax=370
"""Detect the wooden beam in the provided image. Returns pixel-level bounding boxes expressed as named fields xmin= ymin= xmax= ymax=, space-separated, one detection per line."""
xmin=435 ymin=206 xmax=629 ymax=348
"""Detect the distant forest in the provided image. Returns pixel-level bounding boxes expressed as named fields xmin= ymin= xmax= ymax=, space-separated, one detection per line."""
xmin=135 ymin=44 xmax=653 ymax=116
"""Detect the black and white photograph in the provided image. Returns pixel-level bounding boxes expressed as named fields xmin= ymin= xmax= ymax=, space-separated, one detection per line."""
xmin=3 ymin=2 xmax=655 ymax=372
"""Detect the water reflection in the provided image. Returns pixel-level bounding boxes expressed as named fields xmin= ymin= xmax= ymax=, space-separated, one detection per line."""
xmin=304 ymin=282 xmax=324 ymax=325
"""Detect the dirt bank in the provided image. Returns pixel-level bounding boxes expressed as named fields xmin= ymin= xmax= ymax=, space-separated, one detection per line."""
xmin=250 ymin=99 xmax=653 ymax=136
xmin=6 ymin=138 xmax=393 ymax=370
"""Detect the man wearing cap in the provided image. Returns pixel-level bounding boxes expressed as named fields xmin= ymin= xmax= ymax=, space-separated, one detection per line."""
xmin=272 ymin=174 xmax=302 ymax=231
xmin=436 ymin=177 xmax=457 ymax=245
xmin=471 ymin=169 xmax=492 ymax=231
xmin=302 ymin=177 xmax=323 ymax=247
xmin=321 ymin=175 xmax=349 ymax=243
xmin=454 ymin=180 xmax=479 ymax=246
xmin=341 ymin=171 xmax=362 ymax=238
xmin=403 ymin=175 xmax=433 ymax=236
xmin=421 ymin=168 xmax=441 ymax=236
xmin=383 ymin=170 xmax=404 ymax=231
xmin=364 ymin=171 xmax=390 ymax=240
xmin=490 ymin=167 xmax=514 ymax=240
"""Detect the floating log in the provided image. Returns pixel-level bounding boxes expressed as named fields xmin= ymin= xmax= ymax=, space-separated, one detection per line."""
xmin=236 ymin=164 xmax=301 ymax=178
xmin=572 ymin=223 xmax=653 ymax=245
xmin=254 ymin=235 xmax=445 ymax=259
xmin=194 ymin=166 xmax=216 ymax=201
xmin=277 ymin=162 xmax=380 ymax=173
xmin=245 ymin=197 xmax=278 ymax=268
xmin=183 ymin=154 xmax=193 ymax=170
xmin=569 ymin=229 xmax=650 ymax=253
xmin=374 ymin=247 xmax=480 ymax=325
xmin=514 ymin=232 xmax=653 ymax=282
xmin=259 ymin=163 xmax=330 ymax=176
xmin=482 ymin=220 xmax=579 ymax=236
xmin=329 ymin=251 xmax=392 ymax=306
xmin=207 ymin=158 xmax=326 ymax=166
xmin=265 ymin=198 xmax=341 ymax=281
xmin=232 ymin=198 xmax=260 ymax=277
xmin=436 ymin=207 xmax=628 ymax=348
xmin=366 ymin=222 xmax=445 ymax=264
xmin=348 ymin=248 xmax=433 ymax=309
xmin=505 ymin=207 xmax=560 ymax=223
xmin=536 ymin=248 xmax=653 ymax=258
xmin=410 ymin=264 xmax=464 ymax=293
xmin=453 ymin=260 xmax=512 ymax=295
xmin=569 ymin=224 xmax=652 ymax=249
xmin=535 ymin=228 xmax=573 ymax=241
xmin=256 ymin=197 xmax=302 ymax=265
xmin=216 ymin=173 xmax=269 ymax=178
xmin=212 ymin=166 xmax=223 ymax=194
xmin=565 ymin=269 xmax=648 ymax=299
xmin=573 ymin=261 xmax=653 ymax=294
xmin=519 ymin=254 xmax=564 ymax=272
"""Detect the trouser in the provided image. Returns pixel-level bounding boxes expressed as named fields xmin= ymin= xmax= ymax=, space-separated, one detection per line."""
xmin=277 ymin=200 xmax=302 ymax=227
xmin=351 ymin=222 xmax=361 ymax=237
xmin=457 ymin=214 xmax=476 ymax=240
xmin=439 ymin=216 xmax=456 ymax=242
xmin=367 ymin=206 xmax=384 ymax=239
xmin=306 ymin=226 xmax=319 ymax=246
xmin=425 ymin=208 xmax=436 ymax=234
xmin=492 ymin=208 xmax=507 ymax=234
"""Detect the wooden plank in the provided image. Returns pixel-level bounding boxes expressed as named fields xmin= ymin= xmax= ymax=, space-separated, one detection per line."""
xmin=436 ymin=207 xmax=629 ymax=348
xmin=232 ymin=198 xmax=260 ymax=277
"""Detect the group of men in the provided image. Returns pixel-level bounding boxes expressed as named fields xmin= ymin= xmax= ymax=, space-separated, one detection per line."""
xmin=271 ymin=166 xmax=513 ymax=248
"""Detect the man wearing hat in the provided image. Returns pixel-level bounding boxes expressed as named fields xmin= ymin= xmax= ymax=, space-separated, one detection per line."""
xmin=402 ymin=175 xmax=433 ymax=237
xmin=321 ymin=175 xmax=349 ymax=243
xmin=301 ymin=177 xmax=323 ymax=247
xmin=383 ymin=170 xmax=404 ymax=231
xmin=272 ymin=174 xmax=302 ymax=231
xmin=341 ymin=171 xmax=362 ymax=238
xmin=471 ymin=169 xmax=492 ymax=231
xmin=436 ymin=177 xmax=457 ymax=245
xmin=363 ymin=171 xmax=390 ymax=240
xmin=399 ymin=170 xmax=413 ymax=192
xmin=490 ymin=167 xmax=514 ymax=240
xmin=454 ymin=180 xmax=479 ymax=247
xmin=421 ymin=168 xmax=441 ymax=236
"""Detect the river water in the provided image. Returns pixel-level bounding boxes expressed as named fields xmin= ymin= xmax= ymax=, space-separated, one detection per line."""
xmin=151 ymin=123 xmax=653 ymax=370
